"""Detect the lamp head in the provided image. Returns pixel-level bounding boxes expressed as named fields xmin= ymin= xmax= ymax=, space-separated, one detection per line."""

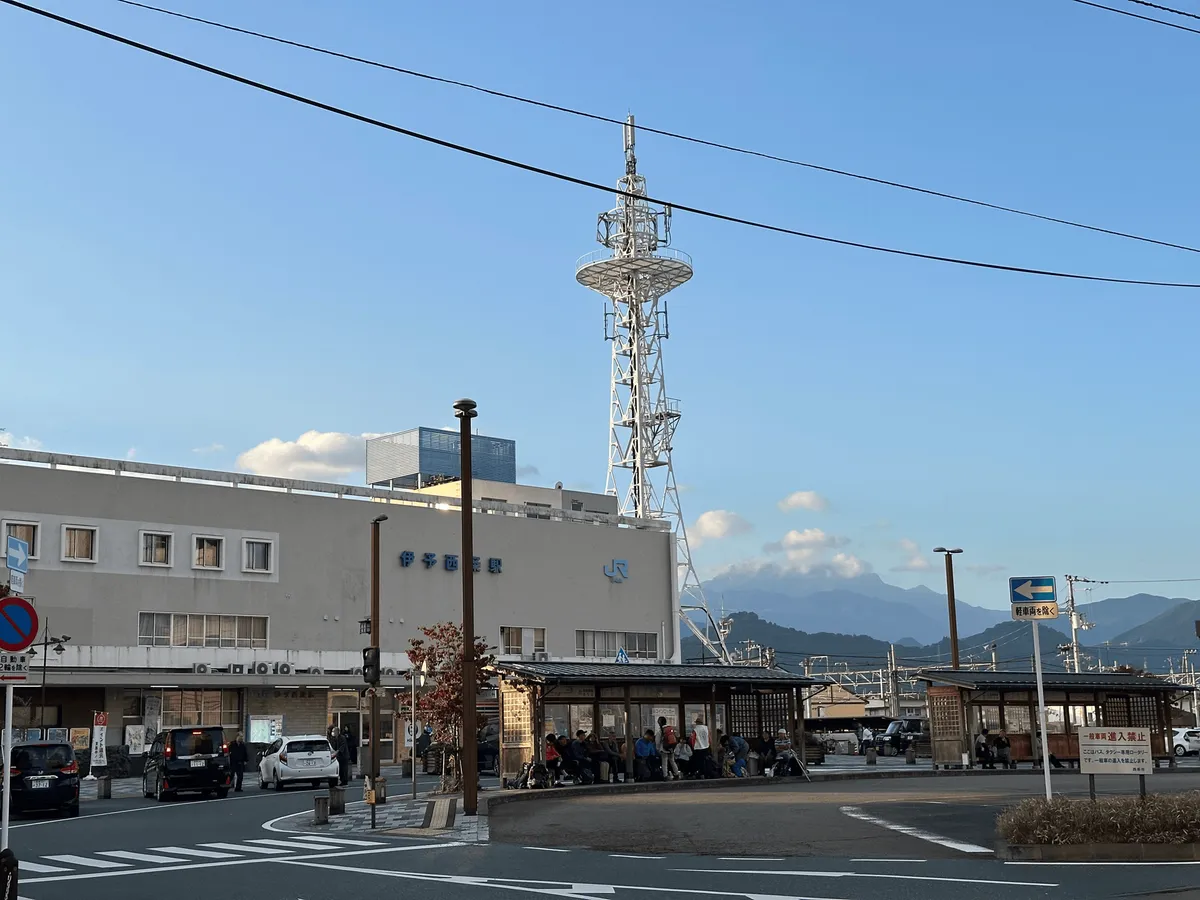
xmin=453 ymin=398 xmax=478 ymax=420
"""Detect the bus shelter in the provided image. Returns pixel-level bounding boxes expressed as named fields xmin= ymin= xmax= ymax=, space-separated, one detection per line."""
xmin=491 ymin=661 xmax=830 ymax=781
xmin=918 ymin=669 xmax=1191 ymax=768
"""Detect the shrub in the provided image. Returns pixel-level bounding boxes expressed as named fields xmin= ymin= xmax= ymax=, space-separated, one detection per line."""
xmin=998 ymin=793 xmax=1200 ymax=845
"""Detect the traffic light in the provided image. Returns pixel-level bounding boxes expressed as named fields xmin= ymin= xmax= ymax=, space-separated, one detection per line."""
xmin=362 ymin=647 xmax=380 ymax=684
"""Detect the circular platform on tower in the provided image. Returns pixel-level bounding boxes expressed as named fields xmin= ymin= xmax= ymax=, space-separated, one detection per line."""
xmin=575 ymin=248 xmax=693 ymax=295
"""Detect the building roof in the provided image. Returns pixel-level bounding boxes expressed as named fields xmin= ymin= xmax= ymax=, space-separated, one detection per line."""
xmin=492 ymin=661 xmax=829 ymax=687
xmin=918 ymin=668 xmax=1192 ymax=693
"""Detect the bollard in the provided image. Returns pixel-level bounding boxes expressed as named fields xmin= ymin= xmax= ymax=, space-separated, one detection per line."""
xmin=96 ymin=776 xmax=112 ymax=800
xmin=313 ymin=795 xmax=329 ymax=825
xmin=904 ymin=747 xmax=916 ymax=765
xmin=374 ymin=777 xmax=387 ymax=805
xmin=865 ymin=748 xmax=877 ymax=766
xmin=328 ymin=784 xmax=346 ymax=816
xmin=0 ymin=848 xmax=17 ymax=900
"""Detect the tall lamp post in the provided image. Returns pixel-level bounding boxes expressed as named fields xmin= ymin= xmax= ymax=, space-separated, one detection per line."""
xmin=369 ymin=514 xmax=387 ymax=829
xmin=31 ymin=624 xmax=71 ymax=731
xmin=454 ymin=398 xmax=479 ymax=817
xmin=410 ymin=658 xmax=427 ymax=801
xmin=933 ymin=547 xmax=963 ymax=670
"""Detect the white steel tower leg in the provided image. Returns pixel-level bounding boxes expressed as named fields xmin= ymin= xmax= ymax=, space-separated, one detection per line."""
xmin=577 ymin=116 xmax=730 ymax=663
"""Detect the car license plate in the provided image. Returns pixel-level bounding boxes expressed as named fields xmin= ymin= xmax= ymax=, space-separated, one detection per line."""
xmin=297 ymin=759 xmax=316 ymax=768
xmin=29 ymin=777 xmax=51 ymax=789
xmin=190 ymin=759 xmax=206 ymax=768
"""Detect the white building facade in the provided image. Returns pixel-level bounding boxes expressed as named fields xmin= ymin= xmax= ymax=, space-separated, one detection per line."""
xmin=0 ymin=448 xmax=678 ymax=763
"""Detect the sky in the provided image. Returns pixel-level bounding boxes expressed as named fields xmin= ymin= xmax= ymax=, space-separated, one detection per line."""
xmin=3 ymin=0 xmax=1200 ymax=612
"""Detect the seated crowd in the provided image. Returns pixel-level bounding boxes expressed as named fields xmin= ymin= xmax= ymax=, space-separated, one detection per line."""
xmin=533 ymin=715 xmax=808 ymax=787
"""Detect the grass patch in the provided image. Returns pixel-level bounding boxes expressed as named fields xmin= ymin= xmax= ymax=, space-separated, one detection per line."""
xmin=998 ymin=792 xmax=1200 ymax=845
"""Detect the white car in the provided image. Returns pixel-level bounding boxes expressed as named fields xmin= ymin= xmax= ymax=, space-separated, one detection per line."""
xmin=1172 ymin=727 xmax=1200 ymax=757
xmin=258 ymin=735 xmax=339 ymax=790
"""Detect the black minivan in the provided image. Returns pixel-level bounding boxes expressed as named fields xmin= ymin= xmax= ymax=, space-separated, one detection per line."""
xmin=7 ymin=741 xmax=80 ymax=817
xmin=143 ymin=727 xmax=232 ymax=801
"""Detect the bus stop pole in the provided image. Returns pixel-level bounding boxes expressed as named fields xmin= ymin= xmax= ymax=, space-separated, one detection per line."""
xmin=2 ymin=683 xmax=12 ymax=850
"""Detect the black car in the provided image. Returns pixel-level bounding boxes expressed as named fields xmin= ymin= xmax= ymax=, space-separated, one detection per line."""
xmin=6 ymin=742 xmax=80 ymax=817
xmin=143 ymin=727 xmax=232 ymax=801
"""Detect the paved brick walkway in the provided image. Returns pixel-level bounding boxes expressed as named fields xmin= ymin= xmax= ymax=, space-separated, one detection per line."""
xmin=283 ymin=795 xmax=489 ymax=843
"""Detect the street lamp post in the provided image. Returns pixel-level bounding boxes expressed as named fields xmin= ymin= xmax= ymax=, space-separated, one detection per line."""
xmin=33 ymin=623 xmax=71 ymax=731
xmin=454 ymin=398 xmax=479 ymax=818
xmin=933 ymin=548 xmax=963 ymax=670
xmin=369 ymin=514 xmax=387 ymax=830
xmin=410 ymin=658 xmax=427 ymax=801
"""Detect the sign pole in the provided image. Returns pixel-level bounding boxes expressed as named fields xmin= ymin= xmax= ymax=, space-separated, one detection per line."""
xmin=2 ymin=682 xmax=11 ymax=850
xmin=1032 ymin=621 xmax=1052 ymax=801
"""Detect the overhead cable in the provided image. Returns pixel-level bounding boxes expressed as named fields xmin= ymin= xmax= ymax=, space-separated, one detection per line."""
xmin=1069 ymin=0 xmax=1200 ymax=34
xmin=6 ymin=1 xmax=1200 ymax=288
xmin=110 ymin=0 xmax=1200 ymax=257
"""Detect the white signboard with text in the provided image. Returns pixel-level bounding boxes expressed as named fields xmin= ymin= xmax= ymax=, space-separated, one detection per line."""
xmin=1080 ymin=729 xmax=1152 ymax=775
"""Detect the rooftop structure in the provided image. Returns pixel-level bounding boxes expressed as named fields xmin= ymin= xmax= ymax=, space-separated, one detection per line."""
xmin=366 ymin=427 xmax=516 ymax=489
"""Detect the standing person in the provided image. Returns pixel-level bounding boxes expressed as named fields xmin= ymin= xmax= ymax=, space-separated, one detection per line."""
xmin=675 ymin=732 xmax=694 ymax=777
xmin=657 ymin=716 xmax=681 ymax=781
xmin=342 ymin=725 xmax=359 ymax=779
xmin=229 ymin=732 xmax=248 ymax=793
xmin=994 ymin=730 xmax=1012 ymax=770
xmin=690 ymin=715 xmax=711 ymax=778
xmin=333 ymin=726 xmax=350 ymax=786
xmin=860 ymin=725 xmax=874 ymax=756
xmin=975 ymin=727 xmax=995 ymax=769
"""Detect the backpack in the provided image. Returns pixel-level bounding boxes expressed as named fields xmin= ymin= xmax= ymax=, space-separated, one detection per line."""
xmin=662 ymin=725 xmax=678 ymax=748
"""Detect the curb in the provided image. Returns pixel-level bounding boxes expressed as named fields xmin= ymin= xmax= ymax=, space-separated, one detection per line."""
xmin=997 ymin=841 xmax=1200 ymax=861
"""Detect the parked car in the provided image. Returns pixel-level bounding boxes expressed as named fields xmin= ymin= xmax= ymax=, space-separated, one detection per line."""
xmin=1172 ymin=727 xmax=1200 ymax=757
xmin=6 ymin=741 xmax=80 ymax=817
xmin=258 ymin=734 xmax=339 ymax=790
xmin=875 ymin=718 xmax=931 ymax=757
xmin=143 ymin=727 xmax=231 ymax=801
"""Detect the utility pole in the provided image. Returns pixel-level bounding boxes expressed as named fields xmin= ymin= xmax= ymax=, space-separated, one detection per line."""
xmin=368 ymin=514 xmax=386 ymax=830
xmin=1065 ymin=575 xmax=1106 ymax=674
xmin=802 ymin=658 xmax=813 ymax=718
xmin=887 ymin=645 xmax=901 ymax=717
xmin=934 ymin=548 xmax=963 ymax=668
xmin=990 ymin=642 xmax=998 ymax=671
xmin=454 ymin=398 xmax=479 ymax=818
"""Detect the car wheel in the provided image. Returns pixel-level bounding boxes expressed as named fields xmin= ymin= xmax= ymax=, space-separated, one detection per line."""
xmin=1175 ymin=744 xmax=1187 ymax=757
xmin=142 ymin=773 xmax=153 ymax=799
xmin=258 ymin=770 xmax=268 ymax=790
xmin=64 ymin=804 xmax=79 ymax=818
xmin=273 ymin=770 xmax=284 ymax=791
xmin=154 ymin=776 xmax=166 ymax=802
xmin=217 ymin=788 xmax=229 ymax=799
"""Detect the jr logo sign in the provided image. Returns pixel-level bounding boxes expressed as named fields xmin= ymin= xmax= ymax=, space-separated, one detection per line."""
xmin=604 ymin=559 xmax=629 ymax=583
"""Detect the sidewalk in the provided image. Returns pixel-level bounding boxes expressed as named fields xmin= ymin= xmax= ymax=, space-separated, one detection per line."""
xmin=279 ymin=793 xmax=488 ymax=843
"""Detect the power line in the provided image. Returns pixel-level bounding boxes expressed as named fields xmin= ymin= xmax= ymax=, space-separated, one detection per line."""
xmin=8 ymin=2 xmax=1200 ymax=289
xmin=109 ymin=0 xmax=1200 ymax=258
xmin=1069 ymin=0 xmax=1200 ymax=35
xmin=1092 ymin=577 xmax=1200 ymax=585
xmin=1120 ymin=0 xmax=1200 ymax=22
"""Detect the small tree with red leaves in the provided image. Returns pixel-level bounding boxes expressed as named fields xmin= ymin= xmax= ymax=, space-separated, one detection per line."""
xmin=406 ymin=622 xmax=494 ymax=793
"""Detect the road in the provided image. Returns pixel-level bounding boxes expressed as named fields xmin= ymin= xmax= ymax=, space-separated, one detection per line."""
xmin=4 ymin=771 xmax=1200 ymax=900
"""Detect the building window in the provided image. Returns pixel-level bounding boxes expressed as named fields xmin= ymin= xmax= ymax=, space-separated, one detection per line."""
xmin=61 ymin=525 xmax=97 ymax=562
xmin=500 ymin=626 xmax=523 ymax=656
xmin=157 ymin=689 xmax=242 ymax=730
xmin=526 ymin=502 xmax=551 ymax=520
xmin=193 ymin=535 xmax=224 ymax=570
xmin=139 ymin=612 xmax=268 ymax=649
xmin=139 ymin=531 xmax=173 ymax=567
xmin=242 ymin=539 xmax=273 ymax=573
xmin=570 ymin=500 xmax=584 ymax=512
xmin=533 ymin=628 xmax=546 ymax=654
xmin=2 ymin=520 xmax=39 ymax=560
xmin=576 ymin=630 xmax=657 ymax=660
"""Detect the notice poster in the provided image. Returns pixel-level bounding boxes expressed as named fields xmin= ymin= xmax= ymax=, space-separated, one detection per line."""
xmin=91 ymin=712 xmax=108 ymax=768
xmin=249 ymin=715 xmax=283 ymax=745
xmin=47 ymin=728 xmax=68 ymax=744
xmin=70 ymin=728 xmax=90 ymax=751
xmin=602 ymin=714 xmax=616 ymax=728
xmin=143 ymin=695 xmax=162 ymax=738
xmin=125 ymin=725 xmax=146 ymax=756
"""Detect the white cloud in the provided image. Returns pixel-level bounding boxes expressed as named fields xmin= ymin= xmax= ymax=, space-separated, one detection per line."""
xmin=690 ymin=510 xmax=752 ymax=548
xmin=777 ymin=490 xmax=829 ymax=513
xmin=192 ymin=443 xmax=225 ymax=455
xmin=125 ymin=448 xmax=137 ymax=460
xmin=763 ymin=528 xmax=848 ymax=554
xmin=830 ymin=552 xmax=869 ymax=578
xmin=1 ymin=435 xmax=41 ymax=450
xmin=517 ymin=464 xmax=540 ymax=478
xmin=236 ymin=430 xmax=381 ymax=482
xmin=891 ymin=538 xmax=932 ymax=573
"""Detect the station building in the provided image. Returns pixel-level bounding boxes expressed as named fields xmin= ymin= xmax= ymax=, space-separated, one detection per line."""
xmin=0 ymin=442 xmax=677 ymax=765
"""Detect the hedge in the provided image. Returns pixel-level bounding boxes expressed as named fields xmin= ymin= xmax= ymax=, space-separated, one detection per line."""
xmin=998 ymin=793 xmax=1200 ymax=845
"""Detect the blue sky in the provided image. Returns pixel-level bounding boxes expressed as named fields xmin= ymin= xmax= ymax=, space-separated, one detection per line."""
xmin=3 ymin=0 xmax=1199 ymax=610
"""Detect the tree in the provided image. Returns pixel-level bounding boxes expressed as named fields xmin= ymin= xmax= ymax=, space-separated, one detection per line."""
xmin=405 ymin=622 xmax=494 ymax=793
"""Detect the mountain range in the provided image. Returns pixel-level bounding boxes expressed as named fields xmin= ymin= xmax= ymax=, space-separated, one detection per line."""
xmin=694 ymin=565 xmax=1200 ymax=674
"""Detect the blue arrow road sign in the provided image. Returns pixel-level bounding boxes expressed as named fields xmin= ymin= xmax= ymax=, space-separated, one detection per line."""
xmin=1010 ymin=576 xmax=1056 ymax=605
xmin=5 ymin=535 xmax=29 ymax=575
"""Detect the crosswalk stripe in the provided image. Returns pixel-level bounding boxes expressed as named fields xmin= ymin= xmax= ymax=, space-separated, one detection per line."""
xmin=149 ymin=846 xmax=238 ymax=859
xmin=18 ymin=861 xmax=71 ymax=874
xmin=42 ymin=854 xmax=130 ymax=869
xmin=96 ymin=850 xmax=190 ymax=864
xmin=286 ymin=836 xmax=384 ymax=847
xmin=246 ymin=838 xmax=345 ymax=851
xmin=198 ymin=842 xmax=291 ymax=855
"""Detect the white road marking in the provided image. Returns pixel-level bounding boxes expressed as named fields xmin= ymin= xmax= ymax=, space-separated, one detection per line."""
xmin=287 ymin=836 xmax=384 ymax=847
xmin=672 ymin=868 xmax=1057 ymax=887
xmin=850 ymin=859 xmax=926 ymax=864
xmin=17 ymin=861 xmax=71 ymax=873
xmin=21 ymin=842 xmax=463 ymax=885
xmin=608 ymin=854 xmax=665 ymax=860
xmin=248 ymin=838 xmax=347 ymax=851
xmin=523 ymin=846 xmax=571 ymax=852
xmin=199 ymin=842 xmax=291 ymax=855
xmin=42 ymin=855 xmax=130 ymax=869
xmin=149 ymin=846 xmax=238 ymax=859
xmin=839 ymin=805 xmax=993 ymax=855
xmin=1006 ymin=860 xmax=1200 ymax=867
xmin=717 ymin=857 xmax=784 ymax=861
xmin=96 ymin=851 xmax=189 ymax=864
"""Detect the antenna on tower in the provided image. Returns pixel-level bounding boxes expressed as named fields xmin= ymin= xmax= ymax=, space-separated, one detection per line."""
xmin=575 ymin=113 xmax=731 ymax=664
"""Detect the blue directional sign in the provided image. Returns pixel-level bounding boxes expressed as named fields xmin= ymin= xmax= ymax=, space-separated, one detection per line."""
xmin=1009 ymin=576 xmax=1059 ymax=620
xmin=5 ymin=535 xmax=29 ymax=575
